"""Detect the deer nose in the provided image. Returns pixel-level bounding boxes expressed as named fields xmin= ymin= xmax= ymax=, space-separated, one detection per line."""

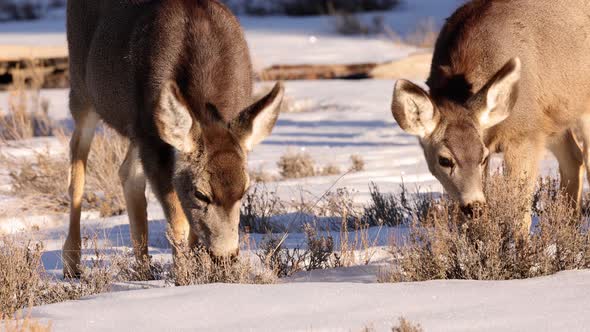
xmin=208 ymin=248 xmax=239 ymax=264
xmin=461 ymin=201 xmax=486 ymax=218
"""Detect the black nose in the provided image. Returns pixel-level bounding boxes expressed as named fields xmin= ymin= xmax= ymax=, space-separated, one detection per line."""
xmin=461 ymin=202 xmax=486 ymax=218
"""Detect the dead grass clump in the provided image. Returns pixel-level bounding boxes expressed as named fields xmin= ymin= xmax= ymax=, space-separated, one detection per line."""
xmin=0 ymin=238 xmax=44 ymax=319
xmin=363 ymin=182 xmax=433 ymax=227
xmin=248 ymin=167 xmax=278 ymax=183
xmin=383 ymin=175 xmax=590 ymax=282
xmin=0 ymin=65 xmax=53 ymax=141
xmin=169 ymin=241 xmax=275 ymax=286
xmin=2 ymin=315 xmax=51 ymax=332
xmin=0 ymin=235 xmax=116 ymax=319
xmin=240 ymin=184 xmax=285 ymax=233
xmin=257 ymin=224 xmax=340 ymax=277
xmin=392 ymin=317 xmax=424 ymax=332
xmin=320 ymin=164 xmax=342 ymax=176
xmin=349 ymin=154 xmax=365 ymax=172
xmin=277 ymin=152 xmax=316 ymax=179
xmin=3 ymin=127 xmax=128 ymax=217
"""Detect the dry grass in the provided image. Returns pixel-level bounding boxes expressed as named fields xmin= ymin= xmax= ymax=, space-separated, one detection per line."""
xmin=0 ymin=237 xmax=44 ymax=319
xmin=277 ymin=151 xmax=345 ymax=179
xmin=363 ymin=182 xmax=432 ymax=227
xmin=248 ymin=167 xmax=278 ymax=183
xmin=0 ymin=235 xmax=116 ymax=319
xmin=320 ymin=164 xmax=342 ymax=176
xmin=277 ymin=151 xmax=316 ymax=179
xmin=240 ymin=184 xmax=285 ymax=233
xmin=2 ymin=315 xmax=51 ymax=332
xmin=257 ymin=224 xmax=340 ymax=278
xmin=168 ymin=239 xmax=275 ymax=286
xmin=382 ymin=175 xmax=590 ymax=282
xmin=392 ymin=317 xmax=424 ymax=332
xmin=1 ymin=127 xmax=127 ymax=217
xmin=0 ymin=62 xmax=53 ymax=141
xmin=349 ymin=154 xmax=365 ymax=172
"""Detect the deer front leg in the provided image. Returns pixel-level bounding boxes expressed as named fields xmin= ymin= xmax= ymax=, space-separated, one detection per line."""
xmin=502 ymin=140 xmax=542 ymax=236
xmin=139 ymin=144 xmax=191 ymax=254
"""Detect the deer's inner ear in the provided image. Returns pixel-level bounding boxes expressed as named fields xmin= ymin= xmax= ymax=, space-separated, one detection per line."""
xmin=391 ymin=79 xmax=438 ymax=138
xmin=154 ymin=81 xmax=196 ymax=153
xmin=230 ymin=82 xmax=284 ymax=151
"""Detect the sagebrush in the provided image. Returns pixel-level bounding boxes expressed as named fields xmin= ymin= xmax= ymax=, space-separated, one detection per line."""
xmin=383 ymin=175 xmax=590 ymax=282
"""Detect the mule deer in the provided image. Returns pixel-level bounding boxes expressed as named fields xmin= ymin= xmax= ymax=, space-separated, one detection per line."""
xmin=391 ymin=0 xmax=590 ymax=229
xmin=63 ymin=0 xmax=284 ymax=277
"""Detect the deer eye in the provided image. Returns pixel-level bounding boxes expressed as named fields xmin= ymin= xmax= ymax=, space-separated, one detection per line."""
xmin=438 ymin=156 xmax=455 ymax=168
xmin=194 ymin=190 xmax=212 ymax=204
xmin=481 ymin=154 xmax=490 ymax=166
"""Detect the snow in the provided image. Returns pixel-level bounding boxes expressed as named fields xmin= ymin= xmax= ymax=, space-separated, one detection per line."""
xmin=0 ymin=0 xmax=463 ymax=67
xmin=0 ymin=1 xmax=580 ymax=330
xmin=30 ymin=270 xmax=590 ymax=331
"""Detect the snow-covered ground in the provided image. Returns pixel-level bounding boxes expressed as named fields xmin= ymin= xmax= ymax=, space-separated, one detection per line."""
xmin=30 ymin=270 xmax=590 ymax=332
xmin=0 ymin=0 xmax=464 ymax=68
xmin=1 ymin=1 xmax=581 ymax=331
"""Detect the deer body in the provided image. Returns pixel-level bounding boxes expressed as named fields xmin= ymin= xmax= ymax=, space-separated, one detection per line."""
xmin=64 ymin=0 xmax=284 ymax=277
xmin=392 ymin=0 xmax=590 ymax=228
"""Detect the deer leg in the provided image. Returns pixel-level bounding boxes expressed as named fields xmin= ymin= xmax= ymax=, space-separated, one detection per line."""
xmin=119 ymin=143 xmax=149 ymax=261
xmin=139 ymin=144 xmax=191 ymax=252
xmin=502 ymin=140 xmax=542 ymax=235
xmin=548 ymin=129 xmax=584 ymax=211
xmin=576 ymin=117 xmax=590 ymax=192
xmin=63 ymin=104 xmax=99 ymax=278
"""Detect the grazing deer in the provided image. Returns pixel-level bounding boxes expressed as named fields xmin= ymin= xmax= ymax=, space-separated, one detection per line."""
xmin=391 ymin=0 xmax=590 ymax=229
xmin=63 ymin=0 xmax=284 ymax=277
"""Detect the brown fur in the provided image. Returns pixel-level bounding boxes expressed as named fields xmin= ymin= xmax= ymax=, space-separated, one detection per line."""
xmin=392 ymin=0 xmax=590 ymax=229
xmin=63 ymin=0 xmax=284 ymax=277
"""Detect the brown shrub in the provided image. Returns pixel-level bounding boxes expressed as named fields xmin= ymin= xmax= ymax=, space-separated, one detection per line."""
xmin=0 ymin=237 xmax=44 ymax=319
xmin=392 ymin=317 xmax=424 ymax=332
xmin=168 ymin=239 xmax=275 ymax=286
xmin=248 ymin=167 xmax=278 ymax=183
xmin=240 ymin=184 xmax=285 ymax=233
xmin=0 ymin=64 xmax=53 ymax=141
xmin=2 ymin=127 xmax=127 ymax=217
xmin=0 ymin=235 xmax=115 ymax=319
xmin=320 ymin=164 xmax=342 ymax=176
xmin=349 ymin=154 xmax=365 ymax=172
xmin=277 ymin=151 xmax=316 ymax=179
xmin=382 ymin=175 xmax=590 ymax=282
xmin=2 ymin=315 xmax=51 ymax=332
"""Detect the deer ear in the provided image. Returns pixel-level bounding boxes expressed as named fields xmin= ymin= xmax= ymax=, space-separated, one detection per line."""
xmin=154 ymin=81 xmax=196 ymax=153
xmin=469 ymin=58 xmax=521 ymax=129
xmin=230 ymin=82 xmax=284 ymax=151
xmin=391 ymin=79 xmax=438 ymax=138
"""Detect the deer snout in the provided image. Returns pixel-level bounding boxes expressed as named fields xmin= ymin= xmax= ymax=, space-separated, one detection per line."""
xmin=459 ymin=191 xmax=486 ymax=218
xmin=208 ymin=248 xmax=239 ymax=265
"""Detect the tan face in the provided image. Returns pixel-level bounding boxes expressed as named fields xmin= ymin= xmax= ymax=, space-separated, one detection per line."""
xmin=173 ymin=141 xmax=249 ymax=258
xmin=391 ymin=58 xmax=521 ymax=212
xmin=420 ymin=111 xmax=489 ymax=208
xmin=156 ymin=82 xmax=284 ymax=258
